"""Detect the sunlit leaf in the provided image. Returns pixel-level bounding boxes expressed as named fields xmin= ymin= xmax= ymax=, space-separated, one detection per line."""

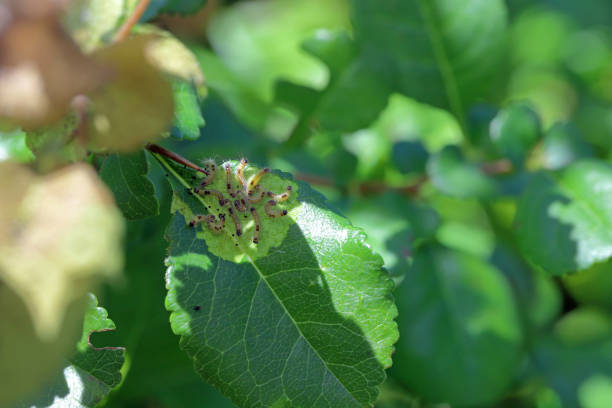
xmin=515 ymin=160 xmax=612 ymax=276
xmin=155 ymin=155 xmax=398 ymax=407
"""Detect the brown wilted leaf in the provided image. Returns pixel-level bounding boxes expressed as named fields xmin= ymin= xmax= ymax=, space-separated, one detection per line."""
xmin=87 ymin=35 xmax=174 ymax=152
xmin=0 ymin=163 xmax=124 ymax=340
xmin=0 ymin=5 xmax=108 ymax=127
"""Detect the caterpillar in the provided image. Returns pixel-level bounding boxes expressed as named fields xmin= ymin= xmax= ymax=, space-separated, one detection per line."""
xmin=199 ymin=159 xmax=216 ymax=187
xmin=189 ymin=159 xmax=292 ymax=245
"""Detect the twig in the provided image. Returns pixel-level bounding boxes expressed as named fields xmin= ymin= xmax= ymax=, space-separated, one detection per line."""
xmin=145 ymin=143 xmax=209 ymax=174
xmin=295 ymin=159 xmax=513 ymax=198
xmin=114 ymin=0 xmax=151 ymax=43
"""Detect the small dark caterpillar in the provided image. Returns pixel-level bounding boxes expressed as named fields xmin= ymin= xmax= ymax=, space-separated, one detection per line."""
xmin=188 ymin=214 xmax=225 ymax=232
xmin=199 ymin=159 xmax=216 ymax=187
xmin=189 ymin=159 xmax=291 ymax=245
xmin=250 ymin=207 xmax=261 ymax=244
xmin=265 ymin=200 xmax=288 ymax=218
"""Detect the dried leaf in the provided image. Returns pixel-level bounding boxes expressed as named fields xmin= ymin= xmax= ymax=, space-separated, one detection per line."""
xmin=0 ymin=163 xmax=124 ymax=339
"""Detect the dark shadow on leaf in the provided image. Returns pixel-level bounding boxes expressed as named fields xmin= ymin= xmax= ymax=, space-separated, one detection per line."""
xmin=165 ymin=212 xmax=384 ymax=407
xmin=390 ymin=244 xmax=524 ymax=406
xmin=515 ymin=173 xmax=578 ymax=276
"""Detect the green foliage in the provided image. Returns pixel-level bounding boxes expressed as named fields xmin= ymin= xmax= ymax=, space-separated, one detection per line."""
xmin=7 ymin=0 xmax=612 ymax=406
xmin=170 ymin=80 xmax=205 ymax=140
xmin=18 ymin=294 xmax=125 ymax=408
xmin=490 ymin=103 xmax=542 ymax=165
xmin=392 ymin=245 xmax=523 ymax=406
xmin=516 ymin=160 xmax=612 ymax=276
xmin=160 ymin=157 xmax=397 ymax=406
xmin=427 ymin=145 xmax=497 ymax=198
xmin=100 ymin=151 xmax=159 ymax=219
xmin=143 ymin=0 xmax=209 ymax=20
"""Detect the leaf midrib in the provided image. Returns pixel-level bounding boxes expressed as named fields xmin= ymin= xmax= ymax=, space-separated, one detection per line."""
xmin=156 ymin=153 xmax=364 ymax=406
xmin=416 ymin=0 xmax=466 ymax=133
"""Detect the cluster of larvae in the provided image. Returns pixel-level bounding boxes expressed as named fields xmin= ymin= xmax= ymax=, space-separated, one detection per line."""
xmin=188 ymin=159 xmax=291 ymax=244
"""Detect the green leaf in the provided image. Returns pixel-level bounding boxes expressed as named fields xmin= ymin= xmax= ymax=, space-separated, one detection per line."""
xmin=0 ymin=129 xmax=35 ymax=163
xmin=170 ymin=80 xmax=205 ymax=141
xmin=392 ymin=244 xmax=523 ymax=406
xmin=426 ymin=145 xmax=498 ymax=198
xmin=515 ymin=160 xmax=612 ymax=276
xmin=143 ymin=0 xmax=208 ymax=20
xmin=352 ymin=0 xmax=508 ymax=122
xmin=19 ymin=293 xmax=125 ymax=408
xmin=564 ymin=261 xmax=612 ymax=309
xmin=100 ymin=205 xmax=234 ymax=407
xmin=191 ymin=47 xmax=275 ymax=132
xmin=155 ymin=156 xmax=398 ymax=407
xmin=100 ymin=151 xmax=159 ymax=219
xmin=539 ymin=123 xmax=594 ymax=170
xmin=281 ymin=0 xmax=508 ymax=146
xmin=490 ymin=103 xmax=542 ymax=165
xmin=530 ymin=316 xmax=612 ymax=408
xmin=492 ymin=246 xmax=562 ymax=329
xmin=346 ymin=193 xmax=439 ymax=281
xmin=280 ymin=30 xmax=390 ymax=147
xmin=391 ymin=141 xmax=429 ymax=174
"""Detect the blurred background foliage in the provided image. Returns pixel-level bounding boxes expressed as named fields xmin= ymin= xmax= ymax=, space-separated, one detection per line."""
xmin=108 ymin=0 xmax=612 ymax=406
xmin=4 ymin=0 xmax=612 ymax=406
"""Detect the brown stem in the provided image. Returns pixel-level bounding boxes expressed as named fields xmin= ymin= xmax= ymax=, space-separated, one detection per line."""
xmin=480 ymin=159 xmax=513 ymax=175
xmin=295 ymin=158 xmax=513 ymax=198
xmin=145 ymin=143 xmax=209 ymax=174
xmin=114 ymin=0 xmax=151 ymax=43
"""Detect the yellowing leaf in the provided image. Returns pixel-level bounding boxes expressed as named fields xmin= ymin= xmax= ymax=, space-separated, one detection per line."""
xmin=0 ymin=163 xmax=124 ymax=340
xmin=87 ymin=35 xmax=174 ymax=152
xmin=144 ymin=30 xmax=206 ymax=88
xmin=64 ymin=0 xmax=138 ymax=51
xmin=0 ymin=283 xmax=84 ymax=407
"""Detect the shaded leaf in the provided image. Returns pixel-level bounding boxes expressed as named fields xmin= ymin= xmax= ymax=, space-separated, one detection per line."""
xmin=143 ymin=0 xmax=209 ymax=20
xmin=155 ymin=156 xmax=398 ymax=407
xmin=100 ymin=151 xmax=159 ymax=219
xmin=427 ymin=145 xmax=497 ymax=198
xmin=100 ymin=201 xmax=235 ymax=407
xmin=0 ymin=163 xmax=124 ymax=339
xmin=563 ymin=261 xmax=612 ymax=309
xmin=490 ymin=103 xmax=541 ymax=165
xmin=352 ymin=0 xmax=508 ymax=117
xmin=530 ymin=314 xmax=612 ymax=408
xmin=515 ymin=160 xmax=612 ymax=276
xmin=346 ymin=193 xmax=439 ymax=281
xmin=19 ymin=293 xmax=125 ymax=408
xmin=191 ymin=46 xmax=275 ymax=132
xmin=392 ymin=141 xmax=429 ymax=174
xmin=492 ymin=245 xmax=562 ymax=329
xmin=539 ymin=122 xmax=594 ymax=170
xmin=392 ymin=244 xmax=523 ymax=406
